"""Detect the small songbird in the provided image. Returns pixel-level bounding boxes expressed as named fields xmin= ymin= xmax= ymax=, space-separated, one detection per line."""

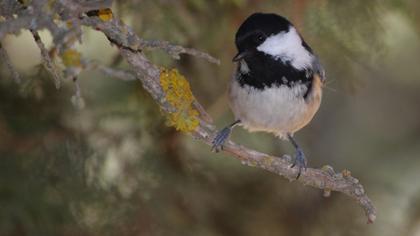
xmin=212 ymin=13 xmax=326 ymax=178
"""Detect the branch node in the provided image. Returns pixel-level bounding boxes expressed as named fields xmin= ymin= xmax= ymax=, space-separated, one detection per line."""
xmin=323 ymin=188 xmax=332 ymax=197
xmin=368 ymin=213 xmax=376 ymax=224
xmin=321 ymin=165 xmax=335 ymax=176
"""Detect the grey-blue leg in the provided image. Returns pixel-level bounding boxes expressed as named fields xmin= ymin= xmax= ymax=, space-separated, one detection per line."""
xmin=212 ymin=120 xmax=241 ymax=152
xmin=287 ymin=133 xmax=307 ymax=179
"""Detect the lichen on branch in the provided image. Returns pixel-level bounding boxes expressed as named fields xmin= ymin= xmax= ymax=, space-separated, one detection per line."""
xmin=159 ymin=68 xmax=199 ymax=132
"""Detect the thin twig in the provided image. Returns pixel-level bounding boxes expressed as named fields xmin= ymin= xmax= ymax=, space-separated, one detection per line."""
xmin=0 ymin=0 xmax=61 ymax=40
xmin=140 ymin=39 xmax=220 ymax=65
xmin=30 ymin=29 xmax=62 ymax=89
xmin=80 ymin=17 xmax=220 ymax=65
xmin=71 ymin=76 xmax=85 ymax=109
xmin=0 ymin=41 xmax=21 ymax=83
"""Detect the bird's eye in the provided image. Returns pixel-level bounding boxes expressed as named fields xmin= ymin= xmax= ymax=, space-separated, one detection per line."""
xmin=256 ymin=34 xmax=266 ymax=42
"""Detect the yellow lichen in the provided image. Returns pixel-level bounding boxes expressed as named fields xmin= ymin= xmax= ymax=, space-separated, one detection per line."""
xmin=61 ymin=49 xmax=81 ymax=67
xmin=160 ymin=68 xmax=199 ymax=132
xmin=66 ymin=20 xmax=73 ymax=28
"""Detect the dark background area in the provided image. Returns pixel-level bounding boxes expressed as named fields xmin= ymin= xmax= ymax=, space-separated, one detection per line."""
xmin=1 ymin=0 xmax=420 ymax=235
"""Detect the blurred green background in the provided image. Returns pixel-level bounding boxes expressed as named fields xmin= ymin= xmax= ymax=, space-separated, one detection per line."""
xmin=1 ymin=0 xmax=420 ymax=235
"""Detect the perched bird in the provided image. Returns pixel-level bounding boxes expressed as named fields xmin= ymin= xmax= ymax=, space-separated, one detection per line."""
xmin=212 ymin=13 xmax=325 ymax=178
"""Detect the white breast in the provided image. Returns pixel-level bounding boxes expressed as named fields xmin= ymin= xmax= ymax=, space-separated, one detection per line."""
xmin=228 ymin=78 xmax=322 ymax=139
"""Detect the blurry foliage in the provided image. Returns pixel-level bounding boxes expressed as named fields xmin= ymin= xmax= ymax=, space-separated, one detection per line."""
xmin=2 ymin=0 xmax=420 ymax=235
xmin=305 ymin=1 xmax=385 ymax=91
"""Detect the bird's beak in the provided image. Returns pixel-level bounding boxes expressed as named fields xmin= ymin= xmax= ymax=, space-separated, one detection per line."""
xmin=232 ymin=50 xmax=251 ymax=62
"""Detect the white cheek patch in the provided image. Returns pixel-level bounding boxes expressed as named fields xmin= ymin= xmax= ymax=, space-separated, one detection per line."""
xmin=256 ymin=27 xmax=313 ymax=70
xmin=239 ymin=60 xmax=250 ymax=74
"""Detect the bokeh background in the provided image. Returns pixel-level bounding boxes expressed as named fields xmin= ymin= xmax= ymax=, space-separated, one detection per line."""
xmin=1 ymin=0 xmax=420 ymax=235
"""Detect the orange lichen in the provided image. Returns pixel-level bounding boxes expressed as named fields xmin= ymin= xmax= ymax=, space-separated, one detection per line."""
xmin=342 ymin=169 xmax=352 ymax=177
xmin=98 ymin=8 xmax=113 ymax=21
xmin=159 ymin=68 xmax=199 ymax=132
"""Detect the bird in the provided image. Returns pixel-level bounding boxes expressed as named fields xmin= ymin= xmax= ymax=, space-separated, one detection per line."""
xmin=212 ymin=13 xmax=326 ymax=179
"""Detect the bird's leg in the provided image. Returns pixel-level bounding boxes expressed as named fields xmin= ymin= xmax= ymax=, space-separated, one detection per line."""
xmin=287 ymin=133 xmax=307 ymax=179
xmin=212 ymin=120 xmax=241 ymax=152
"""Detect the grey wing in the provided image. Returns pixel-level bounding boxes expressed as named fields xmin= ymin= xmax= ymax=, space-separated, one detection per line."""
xmin=312 ymin=55 xmax=326 ymax=82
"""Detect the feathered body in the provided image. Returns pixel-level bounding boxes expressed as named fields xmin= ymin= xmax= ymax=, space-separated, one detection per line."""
xmin=212 ymin=13 xmax=326 ymax=177
xmin=229 ymin=74 xmax=322 ymax=139
xmin=228 ymin=13 xmax=324 ymax=139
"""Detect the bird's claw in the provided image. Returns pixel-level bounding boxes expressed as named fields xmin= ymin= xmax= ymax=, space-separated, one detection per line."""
xmin=290 ymin=148 xmax=307 ymax=179
xmin=211 ymin=127 xmax=231 ymax=152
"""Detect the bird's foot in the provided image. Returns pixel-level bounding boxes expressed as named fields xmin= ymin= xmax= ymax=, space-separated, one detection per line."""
xmin=290 ymin=148 xmax=307 ymax=179
xmin=211 ymin=127 xmax=232 ymax=152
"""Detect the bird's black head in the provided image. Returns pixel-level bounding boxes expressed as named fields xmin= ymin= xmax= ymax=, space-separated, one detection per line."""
xmin=232 ymin=13 xmax=321 ymax=89
xmin=233 ymin=13 xmax=292 ymax=61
